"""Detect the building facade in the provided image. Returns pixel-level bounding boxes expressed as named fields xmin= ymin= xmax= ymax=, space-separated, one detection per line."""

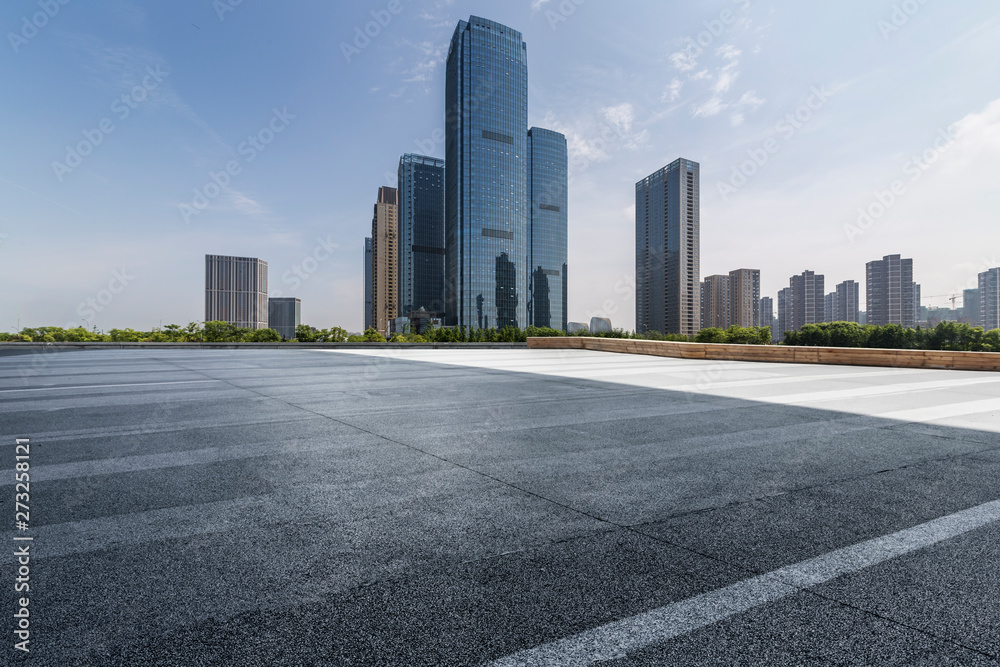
xmin=371 ymin=186 xmax=399 ymax=335
xmin=776 ymin=287 xmax=792 ymax=341
xmin=834 ymin=279 xmax=861 ymax=323
xmin=445 ymin=16 xmax=529 ymax=329
xmin=364 ymin=237 xmax=373 ymax=331
xmin=701 ymin=275 xmax=730 ymax=330
xmin=963 ymin=287 xmax=981 ymax=327
xmin=866 ymin=254 xmax=916 ymax=328
xmin=760 ymin=296 xmax=775 ymax=340
xmin=729 ymin=268 xmax=760 ymax=328
xmin=981 ymin=267 xmax=1000 ymax=330
xmin=268 ymin=297 xmax=300 ymax=340
xmin=528 ymin=127 xmax=568 ymax=331
xmin=204 ymin=254 xmax=268 ymax=329
xmin=398 ymin=154 xmax=446 ymax=318
xmin=635 ymin=158 xmax=701 ymax=336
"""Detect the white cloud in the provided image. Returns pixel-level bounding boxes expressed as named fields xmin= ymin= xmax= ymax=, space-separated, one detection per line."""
xmin=692 ymin=97 xmax=727 ymax=118
xmin=730 ymin=113 xmax=745 ymax=127
xmin=669 ymin=49 xmax=698 ymax=72
xmin=602 ymin=103 xmax=634 ymax=134
xmin=662 ymin=78 xmax=683 ymax=102
xmin=737 ymin=90 xmax=766 ymax=110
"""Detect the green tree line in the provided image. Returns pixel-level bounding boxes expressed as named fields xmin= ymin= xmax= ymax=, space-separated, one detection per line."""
xmin=782 ymin=321 xmax=1000 ymax=351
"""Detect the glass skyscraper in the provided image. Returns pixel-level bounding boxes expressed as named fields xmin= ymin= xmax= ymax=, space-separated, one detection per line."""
xmin=398 ymin=154 xmax=446 ymax=317
xmin=446 ymin=16 xmax=529 ymax=329
xmin=528 ymin=127 xmax=568 ymax=331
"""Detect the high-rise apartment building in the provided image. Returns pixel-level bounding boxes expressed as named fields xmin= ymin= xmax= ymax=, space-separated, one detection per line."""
xmin=205 ymin=254 xmax=268 ymax=328
xmin=268 ymin=297 xmax=300 ymax=340
xmin=981 ymin=267 xmax=1000 ymax=330
xmin=776 ymin=287 xmax=792 ymax=341
xmin=371 ymin=186 xmax=399 ymax=335
xmin=824 ymin=292 xmax=836 ymax=323
xmin=866 ymin=254 xmax=916 ymax=328
xmin=788 ymin=270 xmax=824 ymax=331
xmin=398 ymin=154 xmax=446 ymax=317
xmin=528 ymin=127 xmax=568 ymax=331
xmin=701 ymin=275 xmax=730 ymax=330
xmin=729 ymin=268 xmax=760 ymax=327
xmin=834 ymin=280 xmax=861 ymax=323
xmin=446 ymin=16 xmax=529 ymax=329
xmin=760 ymin=296 xmax=775 ymax=340
xmin=963 ymin=287 xmax=981 ymax=327
xmin=364 ymin=237 xmax=373 ymax=331
xmin=635 ymin=159 xmax=701 ymax=335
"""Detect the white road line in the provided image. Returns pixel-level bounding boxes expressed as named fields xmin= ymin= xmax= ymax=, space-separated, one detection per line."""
xmin=879 ymin=398 xmax=1000 ymax=424
xmin=487 ymin=497 xmax=1000 ymax=666
xmin=0 ymin=380 xmax=221 ymax=393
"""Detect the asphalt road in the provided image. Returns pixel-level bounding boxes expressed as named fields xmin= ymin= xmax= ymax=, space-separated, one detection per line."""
xmin=2 ymin=347 xmax=999 ymax=666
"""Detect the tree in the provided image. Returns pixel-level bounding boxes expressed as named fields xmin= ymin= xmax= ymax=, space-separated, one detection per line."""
xmin=363 ymin=327 xmax=386 ymax=342
xmin=248 ymin=328 xmax=282 ymax=342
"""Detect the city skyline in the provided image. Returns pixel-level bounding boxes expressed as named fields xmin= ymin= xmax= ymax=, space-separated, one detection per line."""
xmin=2 ymin=1 xmax=999 ymax=332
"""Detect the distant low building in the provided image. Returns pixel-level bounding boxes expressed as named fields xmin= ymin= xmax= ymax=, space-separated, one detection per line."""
xmin=268 ymin=297 xmax=300 ymax=340
xmin=590 ymin=317 xmax=612 ymax=333
xmin=567 ymin=321 xmax=589 ymax=333
xmin=981 ymin=267 xmax=1000 ymax=330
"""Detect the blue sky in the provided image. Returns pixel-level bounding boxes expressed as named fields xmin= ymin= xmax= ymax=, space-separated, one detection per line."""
xmin=2 ymin=0 xmax=998 ymax=332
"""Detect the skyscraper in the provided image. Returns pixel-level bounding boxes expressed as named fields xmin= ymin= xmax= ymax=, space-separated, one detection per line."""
xmin=701 ymin=275 xmax=730 ymax=330
xmin=446 ymin=16 xmax=529 ymax=329
xmin=398 ymin=154 xmax=446 ymax=317
xmin=268 ymin=297 xmax=300 ymax=340
xmin=205 ymin=254 xmax=268 ymax=329
xmin=364 ymin=237 xmax=373 ymax=331
xmin=835 ymin=279 xmax=861 ymax=323
xmin=371 ymin=186 xmax=399 ymax=335
xmin=866 ymin=254 xmax=916 ymax=328
xmin=528 ymin=127 xmax=568 ymax=331
xmin=824 ymin=292 xmax=836 ymax=323
xmin=635 ymin=158 xmax=701 ymax=336
xmin=729 ymin=268 xmax=760 ymax=328
xmin=777 ymin=287 xmax=792 ymax=341
xmin=981 ymin=267 xmax=1000 ymax=330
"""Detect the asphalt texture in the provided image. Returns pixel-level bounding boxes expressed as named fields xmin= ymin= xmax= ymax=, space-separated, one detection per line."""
xmin=1 ymin=347 xmax=999 ymax=666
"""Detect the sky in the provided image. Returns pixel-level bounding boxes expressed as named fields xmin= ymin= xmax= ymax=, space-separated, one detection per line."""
xmin=1 ymin=0 xmax=998 ymax=333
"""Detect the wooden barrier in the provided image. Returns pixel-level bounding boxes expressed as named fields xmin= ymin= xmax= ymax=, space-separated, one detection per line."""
xmin=526 ymin=337 xmax=1000 ymax=372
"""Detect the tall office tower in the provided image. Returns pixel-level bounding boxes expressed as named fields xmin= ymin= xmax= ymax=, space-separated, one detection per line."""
xmin=398 ymin=154 xmax=446 ymax=318
xmin=760 ymin=296 xmax=775 ymax=340
xmin=635 ymin=159 xmax=701 ymax=335
xmin=729 ymin=268 xmax=760 ymax=327
xmin=364 ymin=237 xmax=373 ymax=331
xmin=446 ymin=16 xmax=529 ymax=329
xmin=835 ymin=280 xmax=861 ymax=323
xmin=371 ymin=186 xmax=399 ymax=335
xmin=776 ymin=287 xmax=792 ymax=341
xmin=205 ymin=254 xmax=268 ymax=328
xmin=528 ymin=127 xmax=568 ymax=331
xmin=981 ymin=267 xmax=1000 ymax=330
xmin=866 ymin=254 xmax=916 ymax=328
xmin=268 ymin=297 xmax=300 ymax=340
xmin=700 ymin=275 xmax=730 ymax=330
xmin=963 ymin=287 xmax=981 ymax=326
xmin=789 ymin=270 xmax=825 ymax=331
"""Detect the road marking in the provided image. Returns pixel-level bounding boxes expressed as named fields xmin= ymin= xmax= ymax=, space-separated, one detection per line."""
xmin=487 ymin=497 xmax=1000 ymax=666
xmin=0 ymin=380 xmax=221 ymax=393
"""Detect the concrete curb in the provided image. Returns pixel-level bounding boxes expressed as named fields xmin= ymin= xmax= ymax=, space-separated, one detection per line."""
xmin=526 ymin=337 xmax=1000 ymax=372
